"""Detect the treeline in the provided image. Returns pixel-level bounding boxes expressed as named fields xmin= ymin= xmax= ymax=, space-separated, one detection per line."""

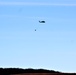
xmin=0 ymin=68 xmax=76 ymax=75
xmin=0 ymin=68 xmax=60 ymax=75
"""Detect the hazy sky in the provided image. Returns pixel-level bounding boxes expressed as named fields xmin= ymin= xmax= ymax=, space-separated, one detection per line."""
xmin=0 ymin=0 xmax=76 ymax=73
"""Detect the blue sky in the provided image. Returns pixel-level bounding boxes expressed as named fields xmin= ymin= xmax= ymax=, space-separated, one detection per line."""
xmin=0 ymin=0 xmax=76 ymax=73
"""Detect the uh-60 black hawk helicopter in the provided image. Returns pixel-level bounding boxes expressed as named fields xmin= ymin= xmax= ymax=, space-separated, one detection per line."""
xmin=39 ymin=20 xmax=45 ymax=23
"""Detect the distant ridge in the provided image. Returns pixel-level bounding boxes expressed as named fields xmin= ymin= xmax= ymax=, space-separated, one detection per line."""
xmin=0 ymin=68 xmax=76 ymax=75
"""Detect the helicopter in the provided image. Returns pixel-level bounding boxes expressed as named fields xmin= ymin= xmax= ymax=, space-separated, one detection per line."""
xmin=39 ymin=20 xmax=45 ymax=23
